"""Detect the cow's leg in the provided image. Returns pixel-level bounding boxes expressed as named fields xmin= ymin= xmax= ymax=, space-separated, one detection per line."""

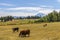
xmin=13 ymin=30 xmax=15 ymax=32
xmin=20 ymin=34 xmax=26 ymax=37
xmin=28 ymin=34 xmax=30 ymax=37
xmin=17 ymin=29 xmax=19 ymax=32
xmin=19 ymin=33 xmax=24 ymax=37
xmin=24 ymin=34 xmax=26 ymax=37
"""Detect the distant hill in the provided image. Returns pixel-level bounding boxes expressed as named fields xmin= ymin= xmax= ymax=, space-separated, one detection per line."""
xmin=13 ymin=13 xmax=46 ymax=18
xmin=35 ymin=13 xmax=46 ymax=17
xmin=13 ymin=16 xmax=25 ymax=18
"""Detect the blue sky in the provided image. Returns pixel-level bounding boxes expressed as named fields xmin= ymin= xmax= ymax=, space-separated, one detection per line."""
xmin=0 ymin=0 xmax=60 ymax=16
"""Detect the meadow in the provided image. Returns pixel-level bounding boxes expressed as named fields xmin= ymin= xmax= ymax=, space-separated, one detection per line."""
xmin=0 ymin=20 xmax=60 ymax=40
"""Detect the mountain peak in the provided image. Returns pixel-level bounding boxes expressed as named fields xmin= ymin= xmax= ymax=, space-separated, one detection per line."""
xmin=35 ymin=13 xmax=46 ymax=17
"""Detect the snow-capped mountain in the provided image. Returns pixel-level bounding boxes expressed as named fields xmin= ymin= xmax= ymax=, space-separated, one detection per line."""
xmin=35 ymin=13 xmax=46 ymax=17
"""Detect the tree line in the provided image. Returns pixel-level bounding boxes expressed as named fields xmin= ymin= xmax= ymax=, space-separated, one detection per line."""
xmin=0 ymin=16 xmax=41 ymax=22
xmin=0 ymin=10 xmax=60 ymax=23
xmin=0 ymin=16 xmax=14 ymax=22
xmin=16 ymin=16 xmax=41 ymax=19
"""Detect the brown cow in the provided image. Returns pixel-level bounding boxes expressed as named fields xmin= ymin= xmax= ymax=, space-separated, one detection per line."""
xmin=12 ymin=27 xmax=19 ymax=32
xmin=43 ymin=24 xmax=47 ymax=27
xmin=19 ymin=29 xmax=30 ymax=37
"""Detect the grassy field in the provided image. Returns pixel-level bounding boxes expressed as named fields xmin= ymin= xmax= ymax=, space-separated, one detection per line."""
xmin=0 ymin=19 xmax=37 ymax=26
xmin=0 ymin=22 xmax=60 ymax=40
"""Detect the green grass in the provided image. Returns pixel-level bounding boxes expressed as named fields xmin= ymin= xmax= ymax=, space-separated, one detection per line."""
xmin=0 ymin=19 xmax=36 ymax=25
xmin=0 ymin=22 xmax=60 ymax=40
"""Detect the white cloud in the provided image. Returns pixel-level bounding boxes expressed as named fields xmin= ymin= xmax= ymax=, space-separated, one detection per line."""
xmin=38 ymin=9 xmax=53 ymax=14
xmin=40 ymin=5 xmax=53 ymax=8
xmin=0 ymin=7 xmax=60 ymax=16
xmin=5 ymin=7 xmax=54 ymax=14
xmin=28 ymin=3 xmax=53 ymax=8
xmin=0 ymin=8 xmax=2 ymax=9
xmin=0 ymin=12 xmax=11 ymax=17
xmin=57 ymin=0 xmax=60 ymax=2
xmin=0 ymin=3 xmax=14 ymax=6
xmin=6 ymin=7 xmax=42 ymax=11
xmin=0 ymin=11 xmax=36 ymax=17
xmin=6 ymin=5 xmax=53 ymax=10
xmin=10 ymin=12 xmax=35 ymax=16
xmin=57 ymin=0 xmax=60 ymax=3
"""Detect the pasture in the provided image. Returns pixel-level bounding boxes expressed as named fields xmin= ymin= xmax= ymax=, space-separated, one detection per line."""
xmin=0 ymin=22 xmax=60 ymax=40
